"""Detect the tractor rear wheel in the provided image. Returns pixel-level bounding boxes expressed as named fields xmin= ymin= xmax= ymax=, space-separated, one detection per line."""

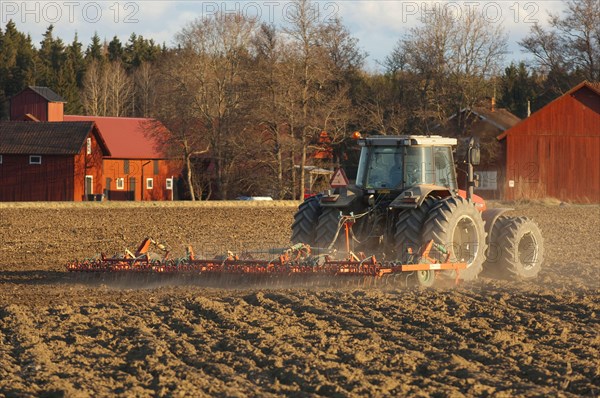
xmin=484 ymin=216 xmax=544 ymax=280
xmin=420 ymin=196 xmax=487 ymax=281
xmin=315 ymin=208 xmax=342 ymax=251
xmin=394 ymin=196 xmax=439 ymax=262
xmin=291 ymin=194 xmax=322 ymax=245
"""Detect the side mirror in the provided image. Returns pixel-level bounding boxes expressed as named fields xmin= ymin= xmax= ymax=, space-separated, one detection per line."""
xmin=469 ymin=147 xmax=481 ymax=166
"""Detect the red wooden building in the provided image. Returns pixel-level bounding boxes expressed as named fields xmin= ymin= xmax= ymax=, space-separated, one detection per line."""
xmin=498 ymin=81 xmax=600 ymax=203
xmin=64 ymin=115 xmax=180 ymax=201
xmin=0 ymin=121 xmax=109 ymax=201
xmin=8 ymin=86 xmax=181 ymax=202
xmin=10 ymin=86 xmax=66 ymax=122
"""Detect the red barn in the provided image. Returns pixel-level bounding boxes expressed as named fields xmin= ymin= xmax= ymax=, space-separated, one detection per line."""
xmin=64 ymin=115 xmax=180 ymax=201
xmin=0 ymin=121 xmax=110 ymax=201
xmin=10 ymin=86 xmax=66 ymax=122
xmin=498 ymin=81 xmax=600 ymax=203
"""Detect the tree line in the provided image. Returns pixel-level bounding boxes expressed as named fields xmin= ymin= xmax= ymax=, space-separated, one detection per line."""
xmin=0 ymin=0 xmax=598 ymax=200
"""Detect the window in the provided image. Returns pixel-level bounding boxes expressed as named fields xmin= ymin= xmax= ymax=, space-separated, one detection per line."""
xmin=123 ymin=160 xmax=130 ymax=174
xmin=166 ymin=178 xmax=173 ymax=190
xmin=146 ymin=178 xmax=154 ymax=189
xmin=29 ymin=155 xmax=42 ymax=165
xmin=476 ymin=171 xmax=498 ymax=190
xmin=86 ymin=138 xmax=92 ymax=155
xmin=153 ymin=160 xmax=159 ymax=175
xmin=116 ymin=178 xmax=125 ymax=190
xmin=85 ymin=175 xmax=93 ymax=195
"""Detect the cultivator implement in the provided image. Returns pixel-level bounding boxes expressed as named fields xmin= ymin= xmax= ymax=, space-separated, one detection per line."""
xmin=66 ymin=236 xmax=467 ymax=287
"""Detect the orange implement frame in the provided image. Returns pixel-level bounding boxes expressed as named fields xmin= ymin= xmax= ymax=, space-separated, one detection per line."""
xmin=66 ymin=218 xmax=467 ymax=283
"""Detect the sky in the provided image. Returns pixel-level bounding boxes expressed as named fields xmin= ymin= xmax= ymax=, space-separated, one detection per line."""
xmin=0 ymin=1 xmax=568 ymax=71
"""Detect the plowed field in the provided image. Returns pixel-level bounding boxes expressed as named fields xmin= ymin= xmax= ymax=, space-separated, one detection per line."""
xmin=0 ymin=202 xmax=598 ymax=397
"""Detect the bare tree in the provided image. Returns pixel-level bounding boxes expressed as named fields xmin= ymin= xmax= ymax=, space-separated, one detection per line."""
xmin=82 ymin=59 xmax=133 ymax=117
xmin=134 ymin=61 xmax=156 ymax=117
xmin=282 ymin=0 xmax=357 ymax=199
xmin=153 ymin=51 xmax=210 ymax=201
xmin=520 ymin=0 xmax=600 ymax=93
xmin=81 ymin=59 xmax=105 ymax=115
xmin=386 ymin=7 xmax=507 ymax=131
xmin=106 ymin=61 xmax=133 ymax=117
xmin=172 ymin=13 xmax=258 ymax=199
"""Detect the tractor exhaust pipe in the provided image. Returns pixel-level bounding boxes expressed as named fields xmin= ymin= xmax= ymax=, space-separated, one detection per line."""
xmin=467 ymin=137 xmax=480 ymax=201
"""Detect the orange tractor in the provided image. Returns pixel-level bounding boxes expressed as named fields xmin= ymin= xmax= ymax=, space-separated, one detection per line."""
xmin=67 ymin=135 xmax=543 ymax=287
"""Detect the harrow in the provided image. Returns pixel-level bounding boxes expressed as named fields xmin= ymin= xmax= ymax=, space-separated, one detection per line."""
xmin=66 ymin=228 xmax=467 ymax=288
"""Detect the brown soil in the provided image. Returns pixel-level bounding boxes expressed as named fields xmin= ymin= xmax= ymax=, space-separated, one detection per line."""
xmin=0 ymin=202 xmax=598 ymax=397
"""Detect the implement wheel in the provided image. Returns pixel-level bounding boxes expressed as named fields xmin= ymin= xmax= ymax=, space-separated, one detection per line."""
xmin=291 ymin=194 xmax=322 ymax=245
xmin=415 ymin=270 xmax=436 ymax=287
xmin=484 ymin=216 xmax=544 ymax=280
xmin=421 ymin=196 xmax=487 ymax=281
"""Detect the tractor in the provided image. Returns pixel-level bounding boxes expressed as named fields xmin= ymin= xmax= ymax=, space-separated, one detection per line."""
xmin=291 ymin=134 xmax=544 ymax=283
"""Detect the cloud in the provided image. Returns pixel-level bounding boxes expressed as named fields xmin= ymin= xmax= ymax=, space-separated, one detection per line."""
xmin=1 ymin=0 xmax=567 ymax=66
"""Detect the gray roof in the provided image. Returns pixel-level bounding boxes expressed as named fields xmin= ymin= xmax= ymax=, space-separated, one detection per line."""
xmin=27 ymin=86 xmax=66 ymax=103
xmin=0 ymin=121 xmax=95 ymax=155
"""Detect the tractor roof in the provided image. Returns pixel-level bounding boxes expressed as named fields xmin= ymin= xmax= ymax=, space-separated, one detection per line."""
xmin=358 ymin=135 xmax=457 ymax=146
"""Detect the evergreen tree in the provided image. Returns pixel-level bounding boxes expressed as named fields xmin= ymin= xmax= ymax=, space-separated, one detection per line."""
xmin=0 ymin=21 xmax=36 ymax=119
xmin=498 ymin=62 xmax=539 ymax=118
xmin=68 ymin=33 xmax=86 ymax=87
xmin=124 ymin=33 xmax=161 ymax=70
xmin=85 ymin=32 xmax=104 ymax=63
xmin=61 ymin=34 xmax=86 ymax=114
xmin=37 ymin=25 xmax=67 ymax=89
xmin=108 ymin=36 xmax=123 ymax=62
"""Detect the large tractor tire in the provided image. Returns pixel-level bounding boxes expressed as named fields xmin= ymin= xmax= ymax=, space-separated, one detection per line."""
xmin=291 ymin=195 xmax=322 ymax=245
xmin=421 ymin=196 xmax=487 ymax=281
xmin=484 ymin=216 xmax=544 ymax=280
xmin=394 ymin=196 xmax=439 ymax=262
xmin=315 ymin=208 xmax=343 ymax=251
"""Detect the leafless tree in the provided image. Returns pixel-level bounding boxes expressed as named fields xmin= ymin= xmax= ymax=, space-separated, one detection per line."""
xmin=520 ymin=0 xmax=600 ymax=92
xmin=106 ymin=61 xmax=133 ymax=117
xmin=82 ymin=59 xmax=133 ymax=117
xmin=386 ymin=7 xmax=507 ymax=131
xmin=134 ymin=61 xmax=156 ymax=117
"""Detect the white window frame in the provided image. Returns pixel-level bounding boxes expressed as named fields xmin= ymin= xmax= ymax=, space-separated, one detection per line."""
xmin=85 ymin=175 xmax=94 ymax=195
xmin=146 ymin=178 xmax=154 ymax=190
xmin=166 ymin=178 xmax=173 ymax=190
xmin=116 ymin=178 xmax=125 ymax=190
xmin=29 ymin=155 xmax=42 ymax=165
xmin=86 ymin=137 xmax=92 ymax=155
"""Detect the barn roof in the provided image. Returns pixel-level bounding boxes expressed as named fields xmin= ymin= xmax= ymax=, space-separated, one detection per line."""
xmin=0 ymin=121 xmax=109 ymax=155
xmin=25 ymin=86 xmax=66 ymax=103
xmin=469 ymin=107 xmax=521 ymax=131
xmin=498 ymin=80 xmax=600 ymax=140
xmin=64 ymin=115 xmax=169 ymax=159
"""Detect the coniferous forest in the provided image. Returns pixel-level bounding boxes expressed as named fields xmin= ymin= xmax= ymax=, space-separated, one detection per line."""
xmin=1 ymin=0 xmax=598 ymax=199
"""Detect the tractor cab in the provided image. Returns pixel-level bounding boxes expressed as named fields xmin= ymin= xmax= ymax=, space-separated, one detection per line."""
xmin=354 ymin=135 xmax=458 ymax=193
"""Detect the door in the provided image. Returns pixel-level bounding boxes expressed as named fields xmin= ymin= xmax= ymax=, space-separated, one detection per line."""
xmin=105 ymin=178 xmax=112 ymax=200
xmin=129 ymin=177 xmax=136 ymax=201
xmin=85 ymin=175 xmax=93 ymax=200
